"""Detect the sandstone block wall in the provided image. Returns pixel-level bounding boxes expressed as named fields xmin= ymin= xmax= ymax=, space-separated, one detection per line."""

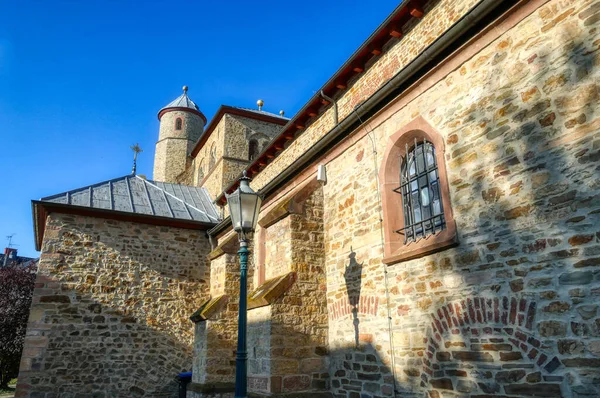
xmin=264 ymin=216 xmax=292 ymax=281
xmin=154 ymin=110 xmax=204 ymax=183
xmin=249 ymin=0 xmax=484 ymax=192
xmin=193 ymin=118 xmax=226 ymax=195
xmin=202 ymin=161 xmax=226 ymax=203
xmin=191 ymin=252 xmax=254 ymax=388
xmin=248 ymin=188 xmax=330 ymax=396
xmin=154 ymin=138 xmax=190 ymax=185
xmin=210 ymin=0 xmax=600 ymax=396
xmin=190 ymin=188 xmax=329 ymax=397
xmin=165 ymin=0 xmax=600 ymax=397
xmin=188 ymin=113 xmax=283 ymax=201
xmin=225 ymin=115 xmax=282 ymax=161
xmin=16 ymin=214 xmax=211 ymax=398
xmin=316 ymin=0 xmax=600 ymax=396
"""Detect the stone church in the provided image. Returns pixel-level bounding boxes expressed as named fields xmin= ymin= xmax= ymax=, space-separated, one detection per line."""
xmin=16 ymin=0 xmax=600 ymax=397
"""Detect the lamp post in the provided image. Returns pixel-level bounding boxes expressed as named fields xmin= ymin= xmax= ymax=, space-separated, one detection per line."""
xmin=226 ymin=171 xmax=262 ymax=398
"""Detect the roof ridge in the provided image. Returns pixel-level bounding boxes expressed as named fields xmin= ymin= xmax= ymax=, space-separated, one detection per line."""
xmin=231 ymin=106 xmax=290 ymax=119
xmin=138 ymin=176 xmax=220 ymax=222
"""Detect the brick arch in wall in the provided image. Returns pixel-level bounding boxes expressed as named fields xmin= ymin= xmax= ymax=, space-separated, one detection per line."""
xmin=422 ymin=296 xmax=563 ymax=397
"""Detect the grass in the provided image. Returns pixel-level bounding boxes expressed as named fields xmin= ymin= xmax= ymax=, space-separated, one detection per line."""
xmin=0 ymin=379 xmax=17 ymax=393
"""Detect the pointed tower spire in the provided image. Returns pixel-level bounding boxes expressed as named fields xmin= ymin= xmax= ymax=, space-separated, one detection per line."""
xmin=154 ymin=87 xmax=206 ymax=182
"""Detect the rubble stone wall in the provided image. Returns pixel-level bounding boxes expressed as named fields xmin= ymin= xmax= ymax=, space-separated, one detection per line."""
xmin=154 ymin=110 xmax=204 ymax=183
xmin=316 ymin=0 xmax=600 ymax=396
xmin=250 ymin=0 xmax=485 ymax=191
xmin=225 ymin=115 xmax=283 ymax=161
xmin=248 ymin=188 xmax=330 ymax=396
xmin=264 ymin=216 xmax=292 ymax=281
xmin=16 ymin=214 xmax=211 ymax=398
xmin=193 ymin=118 xmax=227 ymax=194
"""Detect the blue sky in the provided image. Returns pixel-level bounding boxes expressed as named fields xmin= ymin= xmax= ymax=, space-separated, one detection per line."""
xmin=0 ymin=1 xmax=399 ymax=257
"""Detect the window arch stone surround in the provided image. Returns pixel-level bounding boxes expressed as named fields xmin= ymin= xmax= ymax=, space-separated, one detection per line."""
xmin=379 ymin=116 xmax=457 ymax=265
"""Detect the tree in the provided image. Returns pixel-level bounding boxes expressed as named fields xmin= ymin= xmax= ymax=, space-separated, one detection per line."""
xmin=0 ymin=262 xmax=36 ymax=388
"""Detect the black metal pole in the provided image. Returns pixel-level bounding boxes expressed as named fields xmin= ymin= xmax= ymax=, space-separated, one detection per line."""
xmin=234 ymin=239 xmax=249 ymax=398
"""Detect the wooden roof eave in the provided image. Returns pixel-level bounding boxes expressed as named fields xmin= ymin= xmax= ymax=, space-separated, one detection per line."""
xmin=214 ymin=1 xmax=425 ymax=206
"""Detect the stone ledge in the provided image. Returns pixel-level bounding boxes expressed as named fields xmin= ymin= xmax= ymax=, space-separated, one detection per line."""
xmin=208 ymin=231 xmax=257 ymax=260
xmin=248 ymin=392 xmax=332 ymax=398
xmin=258 ymin=178 xmax=320 ymax=229
xmin=187 ymin=382 xmax=235 ymax=393
xmin=190 ymin=295 xmax=228 ymax=323
xmin=248 ymin=272 xmax=296 ymax=310
xmin=207 ymin=231 xmax=238 ymax=260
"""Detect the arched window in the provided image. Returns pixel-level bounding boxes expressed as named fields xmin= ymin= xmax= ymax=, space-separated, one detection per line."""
xmin=175 ymin=118 xmax=183 ymax=130
xmin=379 ymin=117 xmax=456 ymax=264
xmin=397 ymin=140 xmax=445 ymax=243
xmin=197 ymin=159 xmax=205 ymax=185
xmin=248 ymin=139 xmax=259 ymax=161
xmin=209 ymin=144 xmax=216 ymax=170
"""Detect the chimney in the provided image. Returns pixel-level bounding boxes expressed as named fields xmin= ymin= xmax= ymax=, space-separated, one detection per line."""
xmin=3 ymin=247 xmax=17 ymax=266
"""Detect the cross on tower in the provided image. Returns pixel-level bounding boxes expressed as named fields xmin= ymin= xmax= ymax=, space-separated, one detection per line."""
xmin=130 ymin=143 xmax=143 ymax=175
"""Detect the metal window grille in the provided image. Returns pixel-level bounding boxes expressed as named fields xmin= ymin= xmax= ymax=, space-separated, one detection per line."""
xmin=393 ymin=139 xmax=446 ymax=244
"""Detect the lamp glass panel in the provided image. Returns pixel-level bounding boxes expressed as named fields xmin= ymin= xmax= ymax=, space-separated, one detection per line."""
xmin=252 ymin=196 xmax=262 ymax=230
xmin=227 ymin=194 xmax=242 ymax=232
xmin=240 ymin=192 xmax=261 ymax=232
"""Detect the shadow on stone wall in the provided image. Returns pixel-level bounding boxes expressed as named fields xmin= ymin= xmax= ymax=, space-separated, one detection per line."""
xmin=406 ymin=15 xmax=600 ymax=398
xmin=17 ymin=284 xmax=193 ymax=398
xmin=344 ymin=249 xmax=364 ymax=349
xmin=17 ymin=215 xmax=211 ymax=398
xmin=189 ymin=11 xmax=600 ymax=397
xmin=249 ymin=318 xmax=396 ymax=397
xmin=320 ymin=8 xmax=600 ymax=398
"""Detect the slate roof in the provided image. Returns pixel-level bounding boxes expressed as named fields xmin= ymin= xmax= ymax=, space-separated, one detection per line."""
xmin=0 ymin=253 xmax=37 ymax=267
xmin=40 ymin=175 xmax=220 ymax=224
xmin=159 ymin=92 xmax=200 ymax=114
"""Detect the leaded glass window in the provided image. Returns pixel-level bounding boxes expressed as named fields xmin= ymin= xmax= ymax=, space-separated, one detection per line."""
xmin=394 ymin=139 xmax=445 ymax=243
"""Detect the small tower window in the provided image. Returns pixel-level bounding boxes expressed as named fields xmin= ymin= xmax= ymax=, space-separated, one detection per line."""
xmin=175 ymin=118 xmax=183 ymax=130
xmin=248 ymin=139 xmax=259 ymax=161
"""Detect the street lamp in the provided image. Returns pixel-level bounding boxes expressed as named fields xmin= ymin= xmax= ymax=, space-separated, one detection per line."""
xmin=226 ymin=171 xmax=262 ymax=398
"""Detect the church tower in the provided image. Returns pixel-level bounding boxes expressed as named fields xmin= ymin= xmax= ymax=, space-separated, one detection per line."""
xmin=153 ymin=86 xmax=206 ymax=183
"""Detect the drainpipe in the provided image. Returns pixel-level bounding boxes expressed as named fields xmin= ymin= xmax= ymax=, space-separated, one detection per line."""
xmin=208 ymin=0 xmax=510 ymax=240
xmin=320 ymin=90 xmax=338 ymax=125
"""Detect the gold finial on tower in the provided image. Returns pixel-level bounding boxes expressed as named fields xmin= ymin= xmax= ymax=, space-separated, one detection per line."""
xmin=257 ymin=99 xmax=264 ymax=111
xmin=183 ymin=85 xmax=188 ymax=93
xmin=279 ymin=110 xmax=285 ymax=117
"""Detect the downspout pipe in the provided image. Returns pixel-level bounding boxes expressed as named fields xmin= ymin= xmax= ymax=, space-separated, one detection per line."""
xmin=208 ymin=0 xmax=510 ymax=238
xmin=320 ymin=90 xmax=338 ymax=125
